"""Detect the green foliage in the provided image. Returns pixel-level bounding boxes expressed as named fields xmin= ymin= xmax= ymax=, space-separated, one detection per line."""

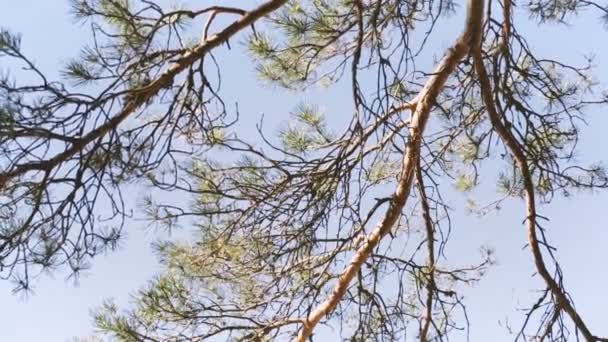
xmin=72 ymin=0 xmax=150 ymax=48
xmin=0 ymin=28 xmax=21 ymax=54
xmin=279 ymin=103 xmax=332 ymax=153
xmin=2 ymin=0 xmax=608 ymax=341
xmin=247 ymin=0 xmax=356 ymax=89
xmin=528 ymin=0 xmax=581 ymax=22
xmin=454 ymin=173 xmax=475 ymax=192
xmin=280 ymin=125 xmax=317 ymax=153
xmin=367 ymin=160 xmax=399 ymax=184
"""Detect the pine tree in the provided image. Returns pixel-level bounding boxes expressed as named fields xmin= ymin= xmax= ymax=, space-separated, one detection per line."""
xmin=2 ymin=0 xmax=608 ymax=340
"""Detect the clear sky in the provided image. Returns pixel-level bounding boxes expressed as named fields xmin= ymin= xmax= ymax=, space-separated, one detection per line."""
xmin=1 ymin=1 xmax=608 ymax=341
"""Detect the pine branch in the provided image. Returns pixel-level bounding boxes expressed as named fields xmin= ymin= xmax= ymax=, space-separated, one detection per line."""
xmin=296 ymin=1 xmax=486 ymax=339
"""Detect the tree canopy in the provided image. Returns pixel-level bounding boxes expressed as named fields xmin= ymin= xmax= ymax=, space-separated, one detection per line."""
xmin=1 ymin=0 xmax=608 ymax=341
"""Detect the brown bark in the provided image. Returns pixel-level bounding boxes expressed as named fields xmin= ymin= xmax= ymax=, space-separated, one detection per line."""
xmin=295 ymin=1 xmax=485 ymax=340
xmin=472 ymin=39 xmax=598 ymax=341
xmin=416 ymin=161 xmax=436 ymax=342
xmin=0 ymin=0 xmax=288 ymax=190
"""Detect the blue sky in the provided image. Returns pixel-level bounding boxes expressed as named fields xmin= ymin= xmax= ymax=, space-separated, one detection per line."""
xmin=1 ymin=1 xmax=608 ymax=341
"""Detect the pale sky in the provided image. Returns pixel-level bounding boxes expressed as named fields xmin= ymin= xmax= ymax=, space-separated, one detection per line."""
xmin=1 ymin=1 xmax=607 ymax=341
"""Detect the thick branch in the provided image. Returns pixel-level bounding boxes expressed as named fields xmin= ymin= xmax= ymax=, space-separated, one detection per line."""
xmin=0 ymin=0 xmax=287 ymax=190
xmin=472 ymin=41 xmax=599 ymax=341
xmin=295 ymin=1 xmax=485 ymax=340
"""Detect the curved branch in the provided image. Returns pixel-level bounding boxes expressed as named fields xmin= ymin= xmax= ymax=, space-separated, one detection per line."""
xmin=473 ymin=37 xmax=602 ymax=341
xmin=0 ymin=0 xmax=287 ymax=191
xmin=295 ymin=1 xmax=485 ymax=340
